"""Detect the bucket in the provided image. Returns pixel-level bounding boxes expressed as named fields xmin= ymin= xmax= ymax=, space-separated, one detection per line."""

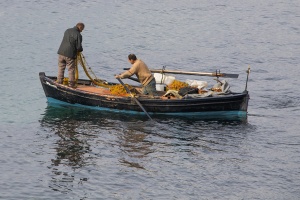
xmin=154 ymin=73 xmax=175 ymax=85
xmin=156 ymin=84 xmax=165 ymax=91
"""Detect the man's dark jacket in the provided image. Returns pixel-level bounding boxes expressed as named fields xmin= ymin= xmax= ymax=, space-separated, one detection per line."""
xmin=57 ymin=26 xmax=83 ymax=59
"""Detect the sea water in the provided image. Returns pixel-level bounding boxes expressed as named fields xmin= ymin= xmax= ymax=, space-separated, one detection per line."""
xmin=0 ymin=0 xmax=299 ymax=199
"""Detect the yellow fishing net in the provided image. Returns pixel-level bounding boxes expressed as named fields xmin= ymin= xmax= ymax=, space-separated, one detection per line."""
xmin=167 ymin=80 xmax=189 ymax=91
xmin=110 ymin=84 xmax=133 ymax=96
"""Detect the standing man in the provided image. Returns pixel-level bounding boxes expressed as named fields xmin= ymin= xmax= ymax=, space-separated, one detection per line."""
xmin=57 ymin=22 xmax=84 ymax=88
xmin=115 ymin=54 xmax=157 ymax=96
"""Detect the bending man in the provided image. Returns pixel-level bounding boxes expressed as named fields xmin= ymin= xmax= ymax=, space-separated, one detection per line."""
xmin=57 ymin=22 xmax=84 ymax=88
xmin=115 ymin=54 xmax=157 ymax=96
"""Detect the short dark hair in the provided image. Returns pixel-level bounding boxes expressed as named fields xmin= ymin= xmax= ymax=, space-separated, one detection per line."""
xmin=76 ymin=22 xmax=85 ymax=30
xmin=128 ymin=54 xmax=137 ymax=60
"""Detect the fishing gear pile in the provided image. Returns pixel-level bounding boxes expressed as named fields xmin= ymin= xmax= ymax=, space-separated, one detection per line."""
xmin=166 ymin=80 xmax=189 ymax=91
xmin=110 ymin=84 xmax=133 ymax=96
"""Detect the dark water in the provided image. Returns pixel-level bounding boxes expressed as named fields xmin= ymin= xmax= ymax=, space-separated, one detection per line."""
xmin=1 ymin=0 xmax=300 ymax=199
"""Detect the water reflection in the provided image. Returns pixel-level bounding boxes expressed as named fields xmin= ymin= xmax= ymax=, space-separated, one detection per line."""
xmin=39 ymin=104 xmax=155 ymax=193
xmin=40 ymin=106 xmax=92 ymax=168
xmin=117 ymin=124 xmax=154 ymax=170
xmin=40 ymin=106 xmax=95 ymax=193
xmin=39 ymin=104 xmax=250 ymax=194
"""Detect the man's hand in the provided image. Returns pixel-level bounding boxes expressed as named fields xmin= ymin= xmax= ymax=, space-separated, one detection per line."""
xmin=115 ymin=74 xmax=121 ymax=79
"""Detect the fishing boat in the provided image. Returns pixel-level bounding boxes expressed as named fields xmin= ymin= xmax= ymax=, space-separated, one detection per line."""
xmin=39 ymin=53 xmax=250 ymax=120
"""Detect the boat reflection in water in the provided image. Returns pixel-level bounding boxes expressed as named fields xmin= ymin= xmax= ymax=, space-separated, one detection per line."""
xmin=40 ymin=105 xmax=156 ymax=194
xmin=40 ymin=103 xmax=249 ymax=195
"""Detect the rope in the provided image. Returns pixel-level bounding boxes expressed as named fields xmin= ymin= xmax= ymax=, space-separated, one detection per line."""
xmin=76 ymin=52 xmax=111 ymax=88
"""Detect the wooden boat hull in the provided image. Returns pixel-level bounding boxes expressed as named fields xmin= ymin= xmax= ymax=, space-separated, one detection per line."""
xmin=39 ymin=72 xmax=249 ymax=118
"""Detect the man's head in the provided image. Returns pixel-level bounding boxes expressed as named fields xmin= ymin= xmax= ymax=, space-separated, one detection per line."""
xmin=76 ymin=22 xmax=85 ymax=32
xmin=128 ymin=54 xmax=137 ymax=64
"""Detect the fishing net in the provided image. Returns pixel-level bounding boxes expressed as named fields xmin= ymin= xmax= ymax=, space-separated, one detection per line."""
xmin=166 ymin=80 xmax=189 ymax=91
xmin=110 ymin=84 xmax=134 ymax=96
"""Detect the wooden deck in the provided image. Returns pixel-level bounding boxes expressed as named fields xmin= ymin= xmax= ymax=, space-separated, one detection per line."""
xmin=77 ymin=85 xmax=112 ymax=95
xmin=76 ymin=85 xmax=173 ymax=99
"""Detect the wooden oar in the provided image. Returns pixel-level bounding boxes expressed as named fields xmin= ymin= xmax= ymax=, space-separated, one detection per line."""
xmin=116 ymin=78 xmax=153 ymax=121
xmin=128 ymin=77 xmax=139 ymax=82
xmin=150 ymin=69 xmax=239 ymax=78
xmin=123 ymin=68 xmax=239 ymax=78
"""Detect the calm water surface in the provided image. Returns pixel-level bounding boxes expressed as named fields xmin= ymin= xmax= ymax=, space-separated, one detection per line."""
xmin=0 ymin=0 xmax=299 ymax=199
